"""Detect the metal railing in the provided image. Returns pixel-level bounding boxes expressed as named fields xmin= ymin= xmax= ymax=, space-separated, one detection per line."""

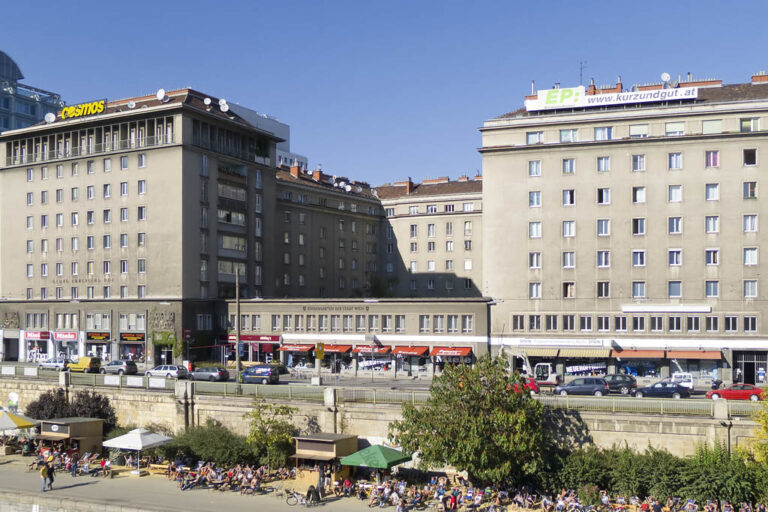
xmin=5 ymin=136 xmax=175 ymax=167
xmin=536 ymin=395 xmax=717 ymax=416
xmin=728 ymin=401 xmax=761 ymax=417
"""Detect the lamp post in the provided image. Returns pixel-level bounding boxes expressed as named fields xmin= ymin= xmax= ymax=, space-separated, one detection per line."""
xmin=235 ymin=268 xmax=241 ymax=390
xmin=720 ymin=420 xmax=733 ymax=456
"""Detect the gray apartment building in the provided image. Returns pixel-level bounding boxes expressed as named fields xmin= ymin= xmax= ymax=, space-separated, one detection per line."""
xmin=0 ymin=51 xmax=62 ymax=132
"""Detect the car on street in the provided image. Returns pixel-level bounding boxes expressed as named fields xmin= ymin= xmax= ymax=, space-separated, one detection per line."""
xmin=555 ymin=377 xmax=610 ymax=397
xmin=239 ymin=364 xmax=279 ymax=384
xmin=706 ymin=384 xmax=765 ymax=401
xmin=633 ymin=381 xmax=690 ymax=399
xmin=189 ymin=367 xmax=229 ymax=382
xmin=512 ymin=376 xmax=539 ymax=395
xmin=145 ymin=365 xmax=188 ymax=379
xmin=66 ymin=357 xmax=101 ymax=373
xmin=604 ymin=374 xmax=638 ymax=395
xmin=38 ymin=358 xmax=72 ymax=371
xmin=99 ymin=360 xmax=138 ymax=375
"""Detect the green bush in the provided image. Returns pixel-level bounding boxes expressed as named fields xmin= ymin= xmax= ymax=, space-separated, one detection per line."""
xmin=164 ymin=419 xmax=256 ymax=466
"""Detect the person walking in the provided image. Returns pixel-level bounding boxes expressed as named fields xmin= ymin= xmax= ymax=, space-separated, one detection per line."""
xmin=39 ymin=461 xmax=49 ymax=492
xmin=47 ymin=456 xmax=55 ymax=490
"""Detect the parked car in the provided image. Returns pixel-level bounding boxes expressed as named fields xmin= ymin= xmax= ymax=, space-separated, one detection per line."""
xmin=38 ymin=358 xmax=72 ymax=371
xmin=145 ymin=365 xmax=188 ymax=379
xmin=240 ymin=364 xmax=279 ymax=385
xmin=706 ymin=384 xmax=765 ymax=401
xmin=66 ymin=357 xmax=101 ymax=373
xmin=604 ymin=374 xmax=638 ymax=395
xmin=555 ymin=377 xmax=610 ymax=397
xmin=189 ymin=367 xmax=229 ymax=382
xmin=512 ymin=376 xmax=540 ymax=395
xmin=634 ymin=381 xmax=690 ymax=399
xmin=100 ymin=360 xmax=138 ymax=376
xmin=671 ymin=372 xmax=695 ymax=390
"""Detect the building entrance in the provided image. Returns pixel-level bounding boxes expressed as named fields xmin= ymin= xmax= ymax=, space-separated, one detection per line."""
xmin=734 ymin=351 xmax=767 ymax=385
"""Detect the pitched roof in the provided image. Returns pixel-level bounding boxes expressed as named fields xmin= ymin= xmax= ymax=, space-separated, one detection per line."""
xmin=275 ymin=169 xmax=377 ymax=200
xmin=375 ymin=179 xmax=482 ymax=200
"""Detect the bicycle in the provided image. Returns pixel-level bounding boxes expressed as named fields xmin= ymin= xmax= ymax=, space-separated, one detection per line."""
xmin=286 ymin=489 xmax=316 ymax=507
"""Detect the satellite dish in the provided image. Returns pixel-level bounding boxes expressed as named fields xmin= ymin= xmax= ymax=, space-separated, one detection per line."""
xmin=218 ymin=98 xmax=227 ymax=106
xmin=203 ymin=97 xmax=212 ymax=106
xmin=345 ymin=184 xmax=352 ymax=192
xmin=328 ymin=176 xmax=336 ymax=185
xmin=44 ymin=112 xmax=56 ymax=124
xmin=670 ymin=80 xmax=679 ymax=88
xmin=356 ymin=186 xmax=363 ymax=193
xmin=156 ymin=88 xmax=166 ymax=101
xmin=220 ymin=104 xmax=229 ymax=113
xmin=127 ymin=101 xmax=136 ymax=109
xmin=661 ymin=72 xmax=671 ymax=82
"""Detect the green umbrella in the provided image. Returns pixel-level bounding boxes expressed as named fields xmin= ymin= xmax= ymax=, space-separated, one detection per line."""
xmin=339 ymin=445 xmax=411 ymax=470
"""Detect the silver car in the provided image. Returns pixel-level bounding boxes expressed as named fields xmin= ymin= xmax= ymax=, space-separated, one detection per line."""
xmin=38 ymin=358 xmax=72 ymax=371
xmin=145 ymin=365 xmax=188 ymax=379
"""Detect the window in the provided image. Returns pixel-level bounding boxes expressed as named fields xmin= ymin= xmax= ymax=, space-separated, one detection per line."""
xmin=597 ymin=250 xmax=610 ymax=268
xmin=579 ymin=315 xmax=592 ymax=332
xmin=632 ymin=250 xmax=645 ymax=267
xmin=427 ymin=241 xmax=435 ymax=252
xmin=443 ymin=204 xmax=454 ymax=213
xmin=668 ymin=249 xmax=682 ymax=266
xmin=41 ymin=191 xmax=48 ymax=204
xmin=632 ymin=186 xmax=646 ymax=203
xmin=668 ymin=185 xmax=682 ymax=202
xmin=138 ymin=206 xmax=146 ymax=221
xmin=744 ymin=149 xmax=757 ymax=166
xmin=744 ymin=181 xmax=758 ymax=199
xmin=103 ymin=209 xmax=111 ymax=223
xmin=706 ymin=216 xmax=719 ymax=233
xmin=529 ymin=222 xmax=541 ymax=238
xmin=725 ymin=316 xmax=738 ymax=333
xmin=26 ymin=192 xmax=33 ymax=206
xmin=409 ymin=206 xmax=418 ymax=215
xmin=138 ymin=153 xmax=146 ymax=168
xmin=103 ymin=260 xmax=111 ymax=275
xmin=705 ymin=183 xmax=719 ymax=201
xmin=705 ymin=249 xmax=719 ymax=265
xmin=705 ymin=150 xmax=719 ymax=168
xmin=668 ymin=281 xmax=682 ymax=298
xmin=668 ymin=152 xmax=682 ymax=170
xmin=528 ymin=315 xmax=540 ymax=331
xmin=120 ymin=208 xmax=128 ymax=222
xmin=446 ymin=240 xmax=454 ymax=251
xmin=56 ymin=213 xmax=63 ymax=227
xmin=138 ymin=180 xmax=146 ymax=194
xmin=562 ymin=220 xmax=575 ymax=237
xmin=26 ymin=168 xmax=33 ymax=182
xmin=87 ymin=236 xmax=94 ymax=250
xmin=632 ymin=316 xmax=645 ymax=332
xmin=632 ymin=218 xmax=646 ymax=235
xmin=529 ymin=191 xmax=541 ymax=207
xmin=668 ymin=217 xmax=682 ymax=234
xmin=71 ymin=187 xmax=79 ymax=201
xmin=86 ymin=185 xmax=94 ymax=200
xmin=563 ymin=315 xmax=575 ymax=331
xmin=687 ymin=316 xmax=700 ymax=332
xmin=706 ymin=316 xmax=719 ymax=332
xmin=597 ymin=188 xmax=610 ymax=205
xmin=138 ymin=232 xmax=146 ymax=247
xmin=629 ymin=124 xmax=648 ymax=138
xmin=562 ymin=251 xmax=575 ymax=268
xmin=528 ymin=160 xmax=541 ymax=176
xmin=427 ymin=223 xmax=436 ymax=237
xmin=562 ymin=189 xmax=575 ymax=206
xmin=632 ymin=154 xmax=645 ymax=171
xmin=545 ymin=315 xmax=558 ymax=331
xmin=665 ymin=121 xmax=685 ymax=136
xmin=597 ymin=316 xmax=610 ymax=331
xmin=705 ymin=280 xmax=719 ymax=298
xmin=597 ymin=281 xmax=610 ymax=298
xmin=744 ymin=247 xmax=758 ymax=265
xmin=445 ymin=222 xmax=453 ymax=236
xmin=410 ymin=242 xmax=417 ymax=253
xmin=597 ymin=219 xmax=610 ymax=236
xmin=740 ymin=117 xmax=760 ymax=132
xmin=137 ymin=259 xmax=146 ymax=273
xmin=562 ymin=158 xmax=575 ymax=174
xmin=702 ymin=119 xmax=722 ymax=134
xmin=463 ymin=202 xmax=474 ymax=212
xmin=744 ymin=280 xmax=758 ymax=298
xmin=56 ymin=189 xmax=63 ymax=203
xmin=426 ymin=204 xmax=437 ymax=214
xmin=744 ymin=316 xmax=757 ymax=333
xmin=409 ymin=224 xmax=417 ymax=238
xmin=41 ymin=215 xmax=48 ymax=228
xmin=562 ymin=282 xmax=575 ymax=298
xmin=529 ymin=252 xmax=541 ymax=269
xmin=632 ymin=281 xmax=646 ymax=298
xmin=560 ymin=129 xmax=577 ymax=142
xmin=597 ymin=156 xmax=610 ymax=172
xmin=744 ymin=214 xmax=758 ymax=233
xmin=594 ymin=126 xmax=612 ymax=140
xmin=120 ymin=260 xmax=128 ymax=274
xmin=138 ymin=285 xmax=146 ymax=298
xmin=526 ymin=131 xmax=543 ymax=144
xmin=464 ymin=240 xmax=472 ymax=251
xmin=445 ymin=259 xmax=454 ymax=270
xmin=464 ymin=259 xmax=472 ymax=270
xmin=27 ymin=216 xmax=33 ymax=229
xmin=103 ymin=183 xmax=111 ymax=198
xmin=120 ymin=156 xmax=128 ymax=170
xmin=669 ymin=316 xmax=682 ymax=332
xmin=529 ymin=282 xmax=541 ymax=299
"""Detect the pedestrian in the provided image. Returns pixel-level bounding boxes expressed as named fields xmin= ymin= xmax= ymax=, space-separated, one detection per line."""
xmin=46 ymin=456 xmax=55 ymax=490
xmin=39 ymin=461 xmax=49 ymax=492
xmin=317 ymin=466 xmax=326 ymax=499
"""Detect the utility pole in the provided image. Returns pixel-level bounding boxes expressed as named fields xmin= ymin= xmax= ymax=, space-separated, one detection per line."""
xmin=579 ymin=61 xmax=587 ymax=86
xmin=235 ymin=268 xmax=241 ymax=388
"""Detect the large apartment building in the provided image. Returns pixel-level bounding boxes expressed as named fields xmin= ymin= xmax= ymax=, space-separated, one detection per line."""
xmin=481 ymin=72 xmax=768 ymax=385
xmin=0 ymin=51 xmax=62 ymax=132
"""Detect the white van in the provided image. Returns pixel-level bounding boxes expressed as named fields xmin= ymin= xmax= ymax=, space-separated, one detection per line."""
xmin=671 ymin=372 xmax=694 ymax=390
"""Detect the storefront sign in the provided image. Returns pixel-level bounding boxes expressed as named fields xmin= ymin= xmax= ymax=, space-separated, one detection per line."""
xmin=525 ymin=85 xmax=698 ymax=111
xmin=59 ymin=99 xmax=107 ymax=120
xmin=87 ymin=332 xmax=111 ymax=342
xmin=565 ymin=362 xmax=607 ymax=374
xmin=24 ymin=331 xmax=50 ymax=341
xmin=316 ymin=343 xmax=325 ymax=360
xmin=120 ymin=332 xmax=146 ymax=342
xmin=227 ymin=334 xmax=280 ymax=342
xmin=277 ymin=344 xmax=314 ymax=352
xmin=352 ymin=346 xmax=391 ymax=354
xmin=53 ymin=331 xmax=78 ymax=341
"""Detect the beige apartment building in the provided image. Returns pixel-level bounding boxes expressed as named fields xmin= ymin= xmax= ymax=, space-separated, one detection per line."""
xmin=0 ymin=89 xmax=279 ymax=364
xmin=481 ymin=73 xmax=768 ymax=384
xmin=376 ymin=176 xmax=483 ymax=297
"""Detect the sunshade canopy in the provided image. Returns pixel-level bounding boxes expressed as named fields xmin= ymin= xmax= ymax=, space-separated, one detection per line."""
xmin=0 ymin=411 xmax=37 ymax=430
xmin=103 ymin=428 xmax=172 ymax=451
xmin=339 ymin=445 xmax=411 ymax=469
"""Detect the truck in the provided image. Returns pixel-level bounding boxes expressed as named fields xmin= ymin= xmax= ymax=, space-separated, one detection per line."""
xmin=501 ymin=348 xmax=562 ymax=390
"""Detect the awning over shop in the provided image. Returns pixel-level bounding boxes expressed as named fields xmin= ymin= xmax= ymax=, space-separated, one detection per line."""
xmin=667 ymin=350 xmax=722 ymax=360
xmin=352 ymin=346 xmax=391 ymax=354
xmin=611 ymin=349 xmax=665 ymax=359
xmin=393 ymin=346 xmax=429 ymax=356
xmin=429 ymin=347 xmax=473 ymax=357
xmin=277 ymin=344 xmax=314 ymax=352
xmin=290 ymin=453 xmax=336 ymax=461
xmin=520 ymin=348 xmax=560 ymax=357
xmin=322 ymin=345 xmax=352 ymax=354
xmin=558 ymin=348 xmax=611 ymax=358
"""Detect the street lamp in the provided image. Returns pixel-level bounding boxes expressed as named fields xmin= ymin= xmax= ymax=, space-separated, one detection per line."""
xmin=720 ymin=420 xmax=733 ymax=456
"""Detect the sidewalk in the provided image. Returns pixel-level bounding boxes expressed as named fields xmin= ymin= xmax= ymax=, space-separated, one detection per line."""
xmin=0 ymin=456 xmax=367 ymax=512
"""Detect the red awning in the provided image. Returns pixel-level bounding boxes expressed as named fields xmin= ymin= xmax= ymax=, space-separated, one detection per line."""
xmin=277 ymin=344 xmax=314 ymax=352
xmin=352 ymin=346 xmax=391 ymax=354
xmin=322 ymin=345 xmax=352 ymax=354
xmin=611 ymin=350 xmax=665 ymax=359
xmin=667 ymin=350 xmax=721 ymax=360
xmin=429 ymin=347 xmax=473 ymax=357
xmin=393 ymin=346 xmax=429 ymax=356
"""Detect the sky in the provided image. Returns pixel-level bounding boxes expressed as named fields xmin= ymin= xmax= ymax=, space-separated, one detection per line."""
xmin=3 ymin=0 xmax=768 ymax=185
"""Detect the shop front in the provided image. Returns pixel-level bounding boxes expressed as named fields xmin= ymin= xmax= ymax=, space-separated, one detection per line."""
xmin=559 ymin=348 xmax=612 ymax=377
xmin=227 ymin=334 xmax=280 ymax=364
xmin=352 ymin=345 xmax=392 ymax=372
xmin=119 ymin=332 xmax=146 ymax=362
xmin=733 ymin=351 xmax=767 ymax=385
xmin=52 ymin=331 xmax=79 ymax=359
xmin=23 ymin=331 xmax=50 ymax=362
xmin=320 ymin=345 xmax=352 ymax=373
xmin=278 ymin=344 xmax=315 ymax=368
xmin=667 ymin=350 xmax=722 ymax=383
xmin=86 ymin=331 xmax=112 ymax=361
xmin=429 ymin=346 xmax=474 ymax=372
xmin=610 ymin=349 xmax=665 ymax=378
xmin=392 ymin=346 xmax=429 ymax=376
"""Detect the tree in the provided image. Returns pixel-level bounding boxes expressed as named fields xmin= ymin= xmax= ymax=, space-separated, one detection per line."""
xmin=25 ymin=388 xmax=70 ymax=421
xmin=170 ymin=419 xmax=255 ymax=466
xmin=244 ymin=400 xmax=298 ymax=468
xmin=389 ymin=356 xmax=545 ymax=485
xmin=25 ymin=388 xmax=118 ymax=434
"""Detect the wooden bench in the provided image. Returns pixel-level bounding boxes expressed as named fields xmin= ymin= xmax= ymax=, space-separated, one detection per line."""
xmin=148 ymin=463 xmax=170 ymax=476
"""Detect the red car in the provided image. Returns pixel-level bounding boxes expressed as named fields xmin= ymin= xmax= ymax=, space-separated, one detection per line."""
xmin=511 ymin=377 xmax=540 ymax=395
xmin=706 ymin=384 xmax=765 ymax=401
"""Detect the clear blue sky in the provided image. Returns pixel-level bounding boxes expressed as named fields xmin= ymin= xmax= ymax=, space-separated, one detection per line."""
xmin=3 ymin=0 xmax=768 ymax=185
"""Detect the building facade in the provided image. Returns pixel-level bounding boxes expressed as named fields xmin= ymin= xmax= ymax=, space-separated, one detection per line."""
xmin=0 ymin=51 xmax=62 ymax=133
xmin=481 ymin=73 xmax=768 ymax=385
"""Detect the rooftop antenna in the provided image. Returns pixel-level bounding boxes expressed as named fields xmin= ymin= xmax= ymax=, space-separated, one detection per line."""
xmin=530 ymin=80 xmax=535 ymax=94
xmin=579 ymin=60 xmax=587 ymax=86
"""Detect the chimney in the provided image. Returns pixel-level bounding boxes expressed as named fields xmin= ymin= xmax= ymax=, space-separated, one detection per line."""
xmin=289 ymin=165 xmax=301 ymax=178
xmin=473 ymin=174 xmax=483 ymax=181
xmin=312 ymin=169 xmax=323 ymax=182
xmin=393 ymin=177 xmax=414 ymax=194
xmin=457 ymin=175 xmax=469 ymax=182
xmin=616 ymin=75 xmax=623 ymax=92
xmin=752 ymin=71 xmax=768 ymax=84
xmin=587 ymin=77 xmax=597 ymax=95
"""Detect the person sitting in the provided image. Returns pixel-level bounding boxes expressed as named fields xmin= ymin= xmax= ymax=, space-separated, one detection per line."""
xmin=181 ymin=471 xmax=202 ymax=491
xmin=342 ymin=478 xmax=354 ymax=498
xmin=368 ymin=487 xmax=381 ymax=507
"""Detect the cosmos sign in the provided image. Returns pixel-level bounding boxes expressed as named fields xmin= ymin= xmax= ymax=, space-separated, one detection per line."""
xmin=59 ymin=99 xmax=107 ymax=120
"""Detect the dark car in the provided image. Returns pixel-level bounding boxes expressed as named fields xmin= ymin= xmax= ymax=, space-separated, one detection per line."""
xmin=189 ymin=366 xmax=229 ymax=382
xmin=604 ymin=374 xmax=638 ymax=395
xmin=100 ymin=360 xmax=138 ymax=375
xmin=240 ymin=364 xmax=279 ymax=385
xmin=634 ymin=381 xmax=690 ymax=399
xmin=555 ymin=377 xmax=610 ymax=397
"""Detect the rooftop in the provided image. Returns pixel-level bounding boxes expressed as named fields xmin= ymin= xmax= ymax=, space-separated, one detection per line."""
xmin=375 ymin=175 xmax=482 ymax=200
xmin=275 ymin=166 xmax=377 ymax=200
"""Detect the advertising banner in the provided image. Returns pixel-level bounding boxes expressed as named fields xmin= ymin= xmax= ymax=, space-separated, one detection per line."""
xmin=526 ymin=85 xmax=698 ymax=111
